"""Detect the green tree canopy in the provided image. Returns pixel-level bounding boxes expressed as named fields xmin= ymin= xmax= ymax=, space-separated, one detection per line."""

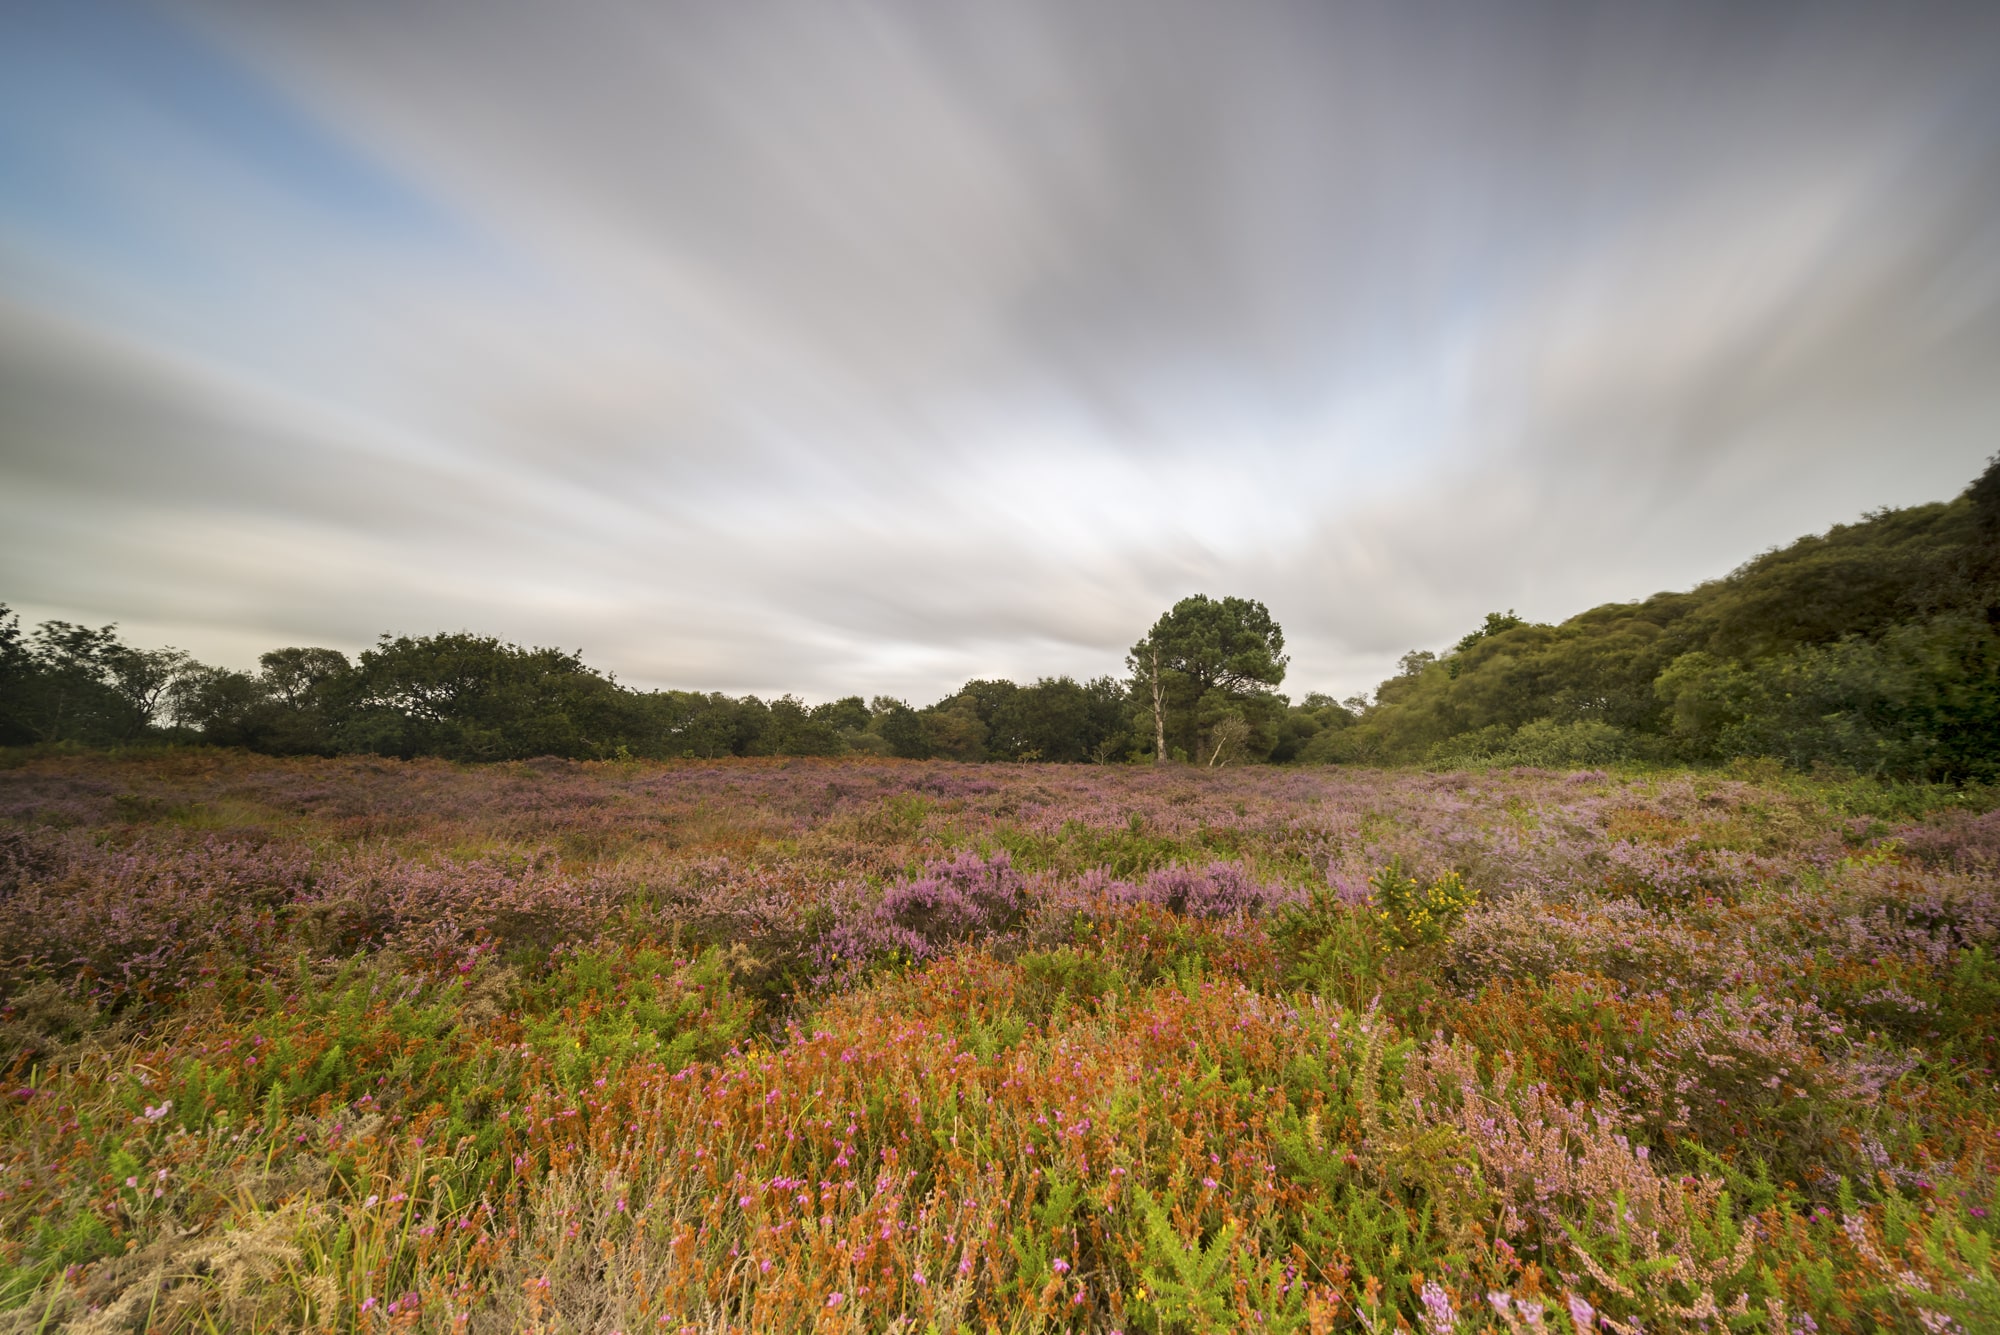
xmin=1327 ymin=455 xmax=2000 ymax=780
xmin=0 ymin=613 xmax=194 ymax=745
xmin=986 ymin=675 xmax=1129 ymax=762
xmin=341 ymin=632 xmax=628 ymax=761
xmin=1128 ymin=595 xmax=1287 ymax=764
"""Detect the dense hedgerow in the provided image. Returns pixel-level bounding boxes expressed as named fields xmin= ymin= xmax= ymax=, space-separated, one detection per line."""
xmin=0 ymin=752 xmax=1995 ymax=1332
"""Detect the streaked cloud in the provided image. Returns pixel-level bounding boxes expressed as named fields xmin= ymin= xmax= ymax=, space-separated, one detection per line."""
xmin=3 ymin=0 xmax=1997 ymax=700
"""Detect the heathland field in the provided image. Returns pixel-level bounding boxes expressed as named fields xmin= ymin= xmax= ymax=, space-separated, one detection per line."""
xmin=1 ymin=754 xmax=1996 ymax=1333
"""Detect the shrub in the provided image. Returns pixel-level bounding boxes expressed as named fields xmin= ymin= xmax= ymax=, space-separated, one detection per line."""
xmin=1370 ymin=858 xmax=1479 ymax=949
xmin=815 ymin=850 xmax=1030 ymax=982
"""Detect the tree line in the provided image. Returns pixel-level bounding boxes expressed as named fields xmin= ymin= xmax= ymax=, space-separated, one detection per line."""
xmin=0 ymin=594 xmax=1332 ymax=765
xmin=1319 ymin=454 xmax=2000 ymax=781
xmin=4 ymin=456 xmax=1995 ymax=776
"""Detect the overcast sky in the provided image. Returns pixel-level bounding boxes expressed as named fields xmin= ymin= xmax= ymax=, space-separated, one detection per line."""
xmin=3 ymin=0 xmax=1997 ymax=703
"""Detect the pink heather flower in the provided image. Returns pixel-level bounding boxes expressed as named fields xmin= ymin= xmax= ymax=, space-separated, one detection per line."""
xmin=826 ymin=1293 xmax=845 ymax=1308
xmin=1052 ymin=1258 xmax=1069 ymax=1274
xmin=912 ymin=1272 xmax=926 ymax=1287
xmin=1567 ymin=1292 xmax=1596 ymax=1330
xmin=739 ymin=1195 xmax=754 ymax=1208
xmin=1419 ymin=1281 xmax=1455 ymax=1335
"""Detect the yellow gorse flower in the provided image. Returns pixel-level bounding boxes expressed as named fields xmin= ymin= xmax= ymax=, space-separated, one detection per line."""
xmin=1370 ymin=860 xmax=1478 ymax=949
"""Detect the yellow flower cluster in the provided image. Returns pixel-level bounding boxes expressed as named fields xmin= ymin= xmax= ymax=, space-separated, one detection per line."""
xmin=1371 ymin=862 xmax=1479 ymax=949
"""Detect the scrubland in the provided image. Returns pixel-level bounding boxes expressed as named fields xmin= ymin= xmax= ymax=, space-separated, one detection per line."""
xmin=0 ymin=752 xmax=1996 ymax=1333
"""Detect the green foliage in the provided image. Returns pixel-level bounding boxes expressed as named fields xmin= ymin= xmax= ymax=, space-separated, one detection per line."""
xmin=519 ymin=946 xmax=759 ymax=1089
xmin=1276 ymin=890 xmax=1393 ymax=1009
xmin=1429 ymin=718 xmax=1635 ymax=769
xmin=642 ymin=688 xmax=774 ymax=758
xmin=1129 ymin=1186 xmax=1243 ymax=1333
xmin=743 ymin=694 xmax=845 ymax=757
xmin=1369 ymin=859 xmax=1478 ymax=949
xmin=1683 ymin=498 xmax=1976 ymax=660
xmin=919 ymin=700 xmax=989 ymax=761
xmin=996 ymin=818 xmax=1194 ymax=879
xmin=1328 ymin=458 xmax=2000 ymax=779
xmin=1656 ymin=610 xmax=2000 ymax=780
xmin=0 ymin=609 xmax=183 ymax=746
xmin=1129 ymin=595 xmax=1288 ymax=765
xmin=213 ymin=960 xmax=500 ymax=1124
xmin=0 ymin=613 xmax=1137 ymax=766
xmin=0 ymin=1211 xmax=116 ymax=1308
xmin=340 ymin=632 xmax=632 ymax=761
xmin=1270 ymin=694 xmax=1355 ymax=763
xmin=1938 ymin=945 xmax=2000 ymax=1047
xmin=1015 ymin=945 xmax=1131 ymax=1023
xmin=868 ymin=695 xmax=931 ymax=758
xmin=985 ymin=676 xmax=1130 ymax=763
xmin=1454 ymin=609 xmax=1530 ymax=656
xmin=0 ymin=605 xmax=27 ymax=747
xmin=811 ymin=695 xmax=871 ymax=734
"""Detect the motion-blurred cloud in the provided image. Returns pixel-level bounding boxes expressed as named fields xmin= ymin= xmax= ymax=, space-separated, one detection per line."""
xmin=3 ymin=0 xmax=1996 ymax=700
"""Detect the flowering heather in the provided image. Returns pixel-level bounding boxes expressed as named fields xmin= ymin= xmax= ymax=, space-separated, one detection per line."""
xmin=0 ymin=751 xmax=1995 ymax=1332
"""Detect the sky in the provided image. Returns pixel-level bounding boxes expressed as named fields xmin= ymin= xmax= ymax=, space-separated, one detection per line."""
xmin=2 ymin=0 xmax=1998 ymax=705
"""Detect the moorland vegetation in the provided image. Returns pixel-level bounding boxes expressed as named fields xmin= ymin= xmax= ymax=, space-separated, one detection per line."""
xmin=0 ymin=754 xmax=1996 ymax=1331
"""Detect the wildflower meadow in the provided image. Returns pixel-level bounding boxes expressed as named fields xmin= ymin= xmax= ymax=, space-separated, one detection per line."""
xmin=1 ymin=751 xmax=1995 ymax=1333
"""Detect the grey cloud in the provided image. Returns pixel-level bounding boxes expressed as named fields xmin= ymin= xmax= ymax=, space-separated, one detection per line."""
xmin=4 ymin=0 xmax=1999 ymax=702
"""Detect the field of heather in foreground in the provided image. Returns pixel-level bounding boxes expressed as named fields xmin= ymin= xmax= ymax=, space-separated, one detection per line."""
xmin=1 ymin=754 xmax=1996 ymax=1334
